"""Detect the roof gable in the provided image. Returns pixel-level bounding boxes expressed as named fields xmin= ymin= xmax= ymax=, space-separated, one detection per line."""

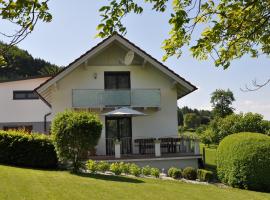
xmin=35 ymin=34 xmax=197 ymax=98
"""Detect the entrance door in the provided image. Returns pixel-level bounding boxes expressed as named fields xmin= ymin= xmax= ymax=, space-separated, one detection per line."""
xmin=105 ymin=117 xmax=132 ymax=156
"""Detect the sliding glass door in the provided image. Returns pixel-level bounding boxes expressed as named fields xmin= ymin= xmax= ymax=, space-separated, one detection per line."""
xmin=105 ymin=117 xmax=132 ymax=156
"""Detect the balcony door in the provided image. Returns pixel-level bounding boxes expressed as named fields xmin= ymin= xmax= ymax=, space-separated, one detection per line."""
xmin=104 ymin=72 xmax=131 ymax=106
xmin=104 ymin=72 xmax=130 ymax=89
xmin=105 ymin=117 xmax=132 ymax=156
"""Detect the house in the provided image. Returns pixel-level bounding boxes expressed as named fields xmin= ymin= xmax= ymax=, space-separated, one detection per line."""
xmin=35 ymin=34 xmax=200 ymax=169
xmin=0 ymin=76 xmax=51 ymax=133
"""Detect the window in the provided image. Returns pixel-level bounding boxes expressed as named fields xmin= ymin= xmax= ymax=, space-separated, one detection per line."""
xmin=13 ymin=90 xmax=39 ymax=100
xmin=104 ymin=72 xmax=130 ymax=89
xmin=3 ymin=125 xmax=33 ymax=133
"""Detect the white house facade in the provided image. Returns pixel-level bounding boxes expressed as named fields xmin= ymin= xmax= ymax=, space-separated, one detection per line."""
xmin=0 ymin=76 xmax=51 ymax=133
xmin=35 ymin=34 xmax=201 ymax=170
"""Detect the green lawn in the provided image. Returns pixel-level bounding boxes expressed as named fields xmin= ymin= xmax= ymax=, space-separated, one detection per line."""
xmin=0 ymin=165 xmax=269 ymax=200
xmin=200 ymin=144 xmax=218 ymax=168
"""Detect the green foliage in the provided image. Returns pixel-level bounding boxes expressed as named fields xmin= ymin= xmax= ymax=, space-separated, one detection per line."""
xmin=150 ymin=168 xmax=160 ymax=178
xmin=86 ymin=160 xmax=98 ymax=173
xmin=178 ymin=106 xmax=212 ymax=127
xmin=217 ymin=133 xmax=270 ymax=192
xmin=211 ymin=89 xmax=235 ymax=118
xmin=0 ymin=42 xmax=60 ymax=81
xmin=110 ymin=162 xmax=122 ymax=175
xmin=202 ymin=112 xmax=270 ymax=144
xmin=129 ymin=163 xmax=141 ymax=177
xmin=141 ymin=165 xmax=152 ymax=176
xmin=51 ymin=110 xmax=103 ymax=172
xmin=199 ymin=129 xmax=215 ymax=146
xmin=184 ymin=113 xmax=201 ymax=129
xmin=197 ymin=169 xmax=213 ymax=182
xmin=98 ymin=0 xmax=270 ymax=68
xmin=168 ymin=167 xmax=182 ymax=179
xmin=119 ymin=162 xmax=130 ymax=174
xmin=97 ymin=161 xmax=110 ymax=173
xmin=0 ymin=130 xmax=57 ymax=168
xmin=182 ymin=167 xmax=197 ymax=180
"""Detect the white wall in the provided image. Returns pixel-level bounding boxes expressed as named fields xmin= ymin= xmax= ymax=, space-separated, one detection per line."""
xmin=51 ymin=63 xmax=179 ymax=155
xmin=0 ymin=77 xmax=51 ymax=123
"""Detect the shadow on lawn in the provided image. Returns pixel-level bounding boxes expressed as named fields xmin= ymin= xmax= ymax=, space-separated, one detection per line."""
xmin=73 ymin=172 xmax=145 ymax=183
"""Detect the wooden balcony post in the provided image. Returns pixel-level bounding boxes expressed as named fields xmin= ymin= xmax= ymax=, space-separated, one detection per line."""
xmin=154 ymin=139 xmax=161 ymax=157
xmin=194 ymin=139 xmax=200 ymax=155
xmin=114 ymin=140 xmax=121 ymax=158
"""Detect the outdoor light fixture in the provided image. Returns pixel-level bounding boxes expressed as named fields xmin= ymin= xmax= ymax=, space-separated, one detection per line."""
xmin=93 ymin=72 xmax=97 ymax=79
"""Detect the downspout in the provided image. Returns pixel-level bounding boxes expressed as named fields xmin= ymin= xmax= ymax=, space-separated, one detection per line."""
xmin=44 ymin=112 xmax=51 ymax=134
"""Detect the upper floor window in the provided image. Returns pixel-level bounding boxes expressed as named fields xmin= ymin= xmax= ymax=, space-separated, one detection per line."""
xmin=13 ymin=90 xmax=39 ymax=100
xmin=104 ymin=72 xmax=130 ymax=89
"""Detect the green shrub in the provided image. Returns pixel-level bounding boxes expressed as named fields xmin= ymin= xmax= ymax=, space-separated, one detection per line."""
xmin=51 ymin=110 xmax=102 ymax=172
xmin=142 ymin=165 xmax=151 ymax=176
xmin=110 ymin=162 xmax=122 ymax=175
xmin=217 ymin=132 xmax=270 ymax=192
xmin=97 ymin=161 xmax=110 ymax=173
xmin=151 ymin=168 xmax=160 ymax=178
xmin=182 ymin=167 xmax=197 ymax=180
xmin=197 ymin=169 xmax=213 ymax=182
xmin=0 ymin=130 xmax=57 ymax=168
xmin=204 ymin=113 xmax=270 ymax=144
xmin=86 ymin=160 xmax=97 ymax=173
xmin=129 ymin=163 xmax=141 ymax=177
xmin=119 ymin=162 xmax=130 ymax=174
xmin=168 ymin=167 xmax=182 ymax=179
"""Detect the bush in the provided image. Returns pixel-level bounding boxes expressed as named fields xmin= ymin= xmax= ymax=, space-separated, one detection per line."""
xmin=86 ymin=160 xmax=97 ymax=173
xmin=151 ymin=168 xmax=160 ymax=178
xmin=97 ymin=161 xmax=110 ymax=173
xmin=0 ymin=130 xmax=57 ymax=168
xmin=217 ymin=132 xmax=270 ymax=192
xmin=203 ymin=113 xmax=270 ymax=144
xmin=129 ymin=163 xmax=141 ymax=177
xmin=110 ymin=162 xmax=122 ymax=175
xmin=142 ymin=165 xmax=151 ymax=176
xmin=182 ymin=167 xmax=197 ymax=180
xmin=119 ymin=162 xmax=130 ymax=174
xmin=51 ymin=110 xmax=102 ymax=172
xmin=197 ymin=169 xmax=213 ymax=182
xmin=168 ymin=167 xmax=182 ymax=179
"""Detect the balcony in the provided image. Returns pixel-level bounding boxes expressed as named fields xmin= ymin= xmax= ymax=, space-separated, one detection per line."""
xmin=72 ymin=89 xmax=161 ymax=108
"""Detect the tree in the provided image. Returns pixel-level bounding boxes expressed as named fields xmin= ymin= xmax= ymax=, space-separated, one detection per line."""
xmin=98 ymin=0 xmax=270 ymax=70
xmin=51 ymin=111 xmax=103 ymax=172
xmin=201 ymin=112 xmax=270 ymax=144
xmin=0 ymin=0 xmax=52 ymax=65
xmin=183 ymin=113 xmax=201 ymax=129
xmin=211 ymin=89 xmax=235 ymax=118
xmin=0 ymin=42 xmax=60 ymax=80
xmin=177 ymin=108 xmax=184 ymax=126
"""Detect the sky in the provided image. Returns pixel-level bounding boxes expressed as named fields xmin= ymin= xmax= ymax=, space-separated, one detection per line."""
xmin=1 ymin=0 xmax=269 ymax=119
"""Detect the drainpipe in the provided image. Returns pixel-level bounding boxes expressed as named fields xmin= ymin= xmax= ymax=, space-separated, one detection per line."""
xmin=44 ymin=112 xmax=51 ymax=134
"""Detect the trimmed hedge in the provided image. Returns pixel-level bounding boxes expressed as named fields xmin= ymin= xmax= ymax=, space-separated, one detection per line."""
xmin=197 ymin=169 xmax=213 ymax=182
xmin=168 ymin=167 xmax=182 ymax=179
xmin=217 ymin=132 xmax=270 ymax=192
xmin=182 ymin=167 xmax=197 ymax=180
xmin=0 ymin=130 xmax=57 ymax=168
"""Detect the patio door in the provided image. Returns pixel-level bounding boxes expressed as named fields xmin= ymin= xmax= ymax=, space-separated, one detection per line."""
xmin=105 ymin=117 xmax=132 ymax=156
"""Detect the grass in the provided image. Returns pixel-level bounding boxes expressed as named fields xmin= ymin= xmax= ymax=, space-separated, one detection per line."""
xmin=200 ymin=144 xmax=218 ymax=168
xmin=0 ymin=165 xmax=269 ymax=200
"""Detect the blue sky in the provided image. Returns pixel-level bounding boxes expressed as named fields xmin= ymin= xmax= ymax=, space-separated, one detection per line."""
xmin=1 ymin=0 xmax=270 ymax=119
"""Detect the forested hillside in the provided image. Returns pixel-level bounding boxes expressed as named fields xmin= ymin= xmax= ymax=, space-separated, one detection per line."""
xmin=0 ymin=42 xmax=61 ymax=81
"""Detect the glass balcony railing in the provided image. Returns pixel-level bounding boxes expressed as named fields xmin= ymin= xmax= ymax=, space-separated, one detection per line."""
xmin=72 ymin=89 xmax=161 ymax=108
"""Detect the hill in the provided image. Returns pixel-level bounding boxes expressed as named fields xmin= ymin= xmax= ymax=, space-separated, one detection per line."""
xmin=0 ymin=42 xmax=61 ymax=81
